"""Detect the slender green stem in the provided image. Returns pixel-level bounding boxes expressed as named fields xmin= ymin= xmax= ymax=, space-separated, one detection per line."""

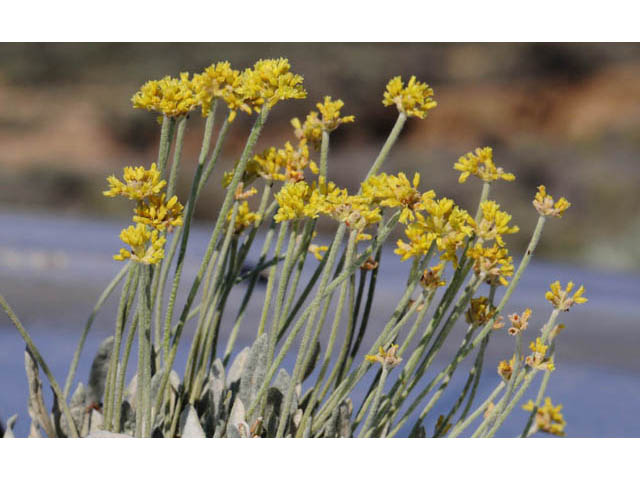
xmin=1 ymin=294 xmax=79 ymax=437
xmin=363 ymin=112 xmax=407 ymax=181
xmin=259 ymin=221 xmax=289 ymax=337
xmin=359 ymin=366 xmax=390 ymax=437
xmin=113 ymin=311 xmax=139 ymax=433
xmin=103 ymin=263 xmax=136 ymax=429
xmin=154 ymin=107 xmax=270 ymax=415
xmin=166 ymin=116 xmax=187 ymax=199
xmin=63 ymin=263 xmax=129 ymax=398
xmin=156 ymin=116 xmax=176 ymax=176
xmin=447 ymin=382 xmax=505 ymax=438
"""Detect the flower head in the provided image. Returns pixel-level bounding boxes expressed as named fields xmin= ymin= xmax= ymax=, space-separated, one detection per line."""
xmin=420 ymin=264 xmax=446 ymax=291
xmin=227 ymin=201 xmax=261 ymax=234
xmin=133 ymin=193 xmax=184 ymax=233
xmin=383 ymin=75 xmax=437 ymax=118
xmin=365 ymin=344 xmax=402 ymax=369
xmin=545 ymin=281 xmax=587 ymax=311
xmin=132 ymin=73 xmax=197 ymax=117
xmin=453 ymin=147 xmax=515 ymax=184
xmin=239 ymin=58 xmax=306 ymax=111
xmin=508 ymin=308 xmax=531 ymax=336
xmin=316 ymin=96 xmax=355 ymax=131
xmin=291 ymin=111 xmax=323 ymax=150
xmin=497 ymin=355 xmax=516 ymax=381
xmin=466 ymin=296 xmax=499 ymax=327
xmin=114 ymin=223 xmax=166 ymax=265
xmin=103 ymin=163 xmax=166 ymax=201
xmin=533 ymin=185 xmax=571 ymax=218
xmin=308 ymin=243 xmax=329 ymax=261
xmin=467 ymin=243 xmax=514 ymax=287
xmin=475 ymin=201 xmax=519 ymax=247
xmin=274 ymin=181 xmax=314 ymax=222
xmin=525 ymin=337 xmax=555 ymax=372
xmin=522 ymin=397 xmax=566 ymax=436
xmin=361 ymin=172 xmax=431 ymax=224
xmin=191 ymin=62 xmax=250 ymax=121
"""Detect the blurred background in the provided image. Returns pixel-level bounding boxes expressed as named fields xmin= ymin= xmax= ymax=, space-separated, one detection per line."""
xmin=1 ymin=43 xmax=640 ymax=437
xmin=1 ymin=43 xmax=640 ymax=267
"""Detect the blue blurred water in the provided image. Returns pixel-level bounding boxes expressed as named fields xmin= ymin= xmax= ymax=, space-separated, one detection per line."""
xmin=1 ymin=210 xmax=639 ymax=437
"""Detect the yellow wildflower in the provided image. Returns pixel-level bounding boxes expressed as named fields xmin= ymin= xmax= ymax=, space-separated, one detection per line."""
xmin=361 ymin=172 xmax=433 ymax=224
xmin=522 ymin=397 xmax=566 ymax=436
xmin=475 ymin=201 xmax=519 ymax=247
xmin=227 ymin=201 xmax=261 ymax=234
xmin=508 ymin=308 xmax=531 ymax=336
xmin=114 ymin=223 xmax=166 ymax=265
xmin=191 ymin=61 xmax=251 ymax=121
xmin=466 ymin=297 xmax=498 ymax=327
xmin=545 ymin=281 xmax=587 ymax=311
xmin=291 ymin=111 xmax=323 ymax=150
xmin=308 ymin=243 xmax=329 ymax=261
xmin=131 ymin=73 xmax=197 ymax=117
xmin=453 ymin=147 xmax=515 ymax=184
xmin=382 ymin=75 xmax=437 ymax=119
xmin=533 ymin=185 xmax=571 ymax=218
xmin=395 ymin=197 xmax=474 ymax=266
xmin=274 ymin=181 xmax=315 ymax=222
xmin=103 ymin=163 xmax=166 ymax=201
xmin=133 ymin=193 xmax=184 ymax=233
xmin=525 ymin=337 xmax=555 ymax=372
xmin=420 ymin=264 xmax=446 ymax=291
xmin=497 ymin=355 xmax=516 ymax=381
xmin=316 ymin=96 xmax=355 ymax=131
xmin=467 ymin=243 xmax=514 ymax=286
xmin=239 ymin=58 xmax=306 ymax=111
xmin=365 ymin=344 xmax=402 ymax=369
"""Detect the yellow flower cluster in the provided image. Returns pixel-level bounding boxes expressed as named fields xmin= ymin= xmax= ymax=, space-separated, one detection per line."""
xmin=365 ymin=344 xmax=402 ymax=368
xmin=361 ymin=173 xmax=433 ymax=224
xmin=395 ymin=196 xmax=474 ymax=266
xmin=467 ymin=244 xmax=514 ymax=287
xmin=316 ymin=96 xmax=355 ymax=131
xmin=533 ymin=185 xmax=571 ymax=218
xmin=464 ymin=200 xmax=518 ymax=286
xmin=308 ymin=243 xmax=329 ymax=261
xmin=382 ymin=76 xmax=437 ymax=119
xmin=133 ymin=193 xmax=184 ymax=233
xmin=227 ymin=201 xmax=261 ymax=234
xmin=247 ymin=142 xmax=319 ymax=184
xmin=191 ymin=61 xmax=249 ymax=120
xmin=523 ymin=397 xmax=566 ymax=436
xmin=113 ymin=224 xmax=166 ymax=264
xmin=507 ymin=308 xmax=531 ymax=336
xmin=133 ymin=58 xmax=306 ymax=121
xmin=453 ymin=147 xmax=515 ymax=184
xmin=132 ymin=74 xmax=197 ymax=118
xmin=290 ymin=96 xmax=354 ymax=150
xmin=104 ymin=163 xmax=166 ymax=201
xmin=420 ymin=264 xmax=446 ymax=291
xmin=497 ymin=355 xmax=516 ymax=381
xmin=238 ymin=58 xmax=306 ymax=111
xmin=545 ymin=281 xmax=587 ymax=311
xmin=466 ymin=296 xmax=499 ymax=327
xmin=525 ymin=337 xmax=555 ymax=372
xmin=104 ymin=163 xmax=183 ymax=265
xmin=273 ymin=180 xmax=382 ymax=232
xmin=475 ymin=201 xmax=519 ymax=246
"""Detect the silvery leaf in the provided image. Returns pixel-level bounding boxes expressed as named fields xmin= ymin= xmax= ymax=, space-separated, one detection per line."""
xmin=87 ymin=336 xmax=114 ymax=406
xmin=179 ymin=405 xmax=205 ymax=438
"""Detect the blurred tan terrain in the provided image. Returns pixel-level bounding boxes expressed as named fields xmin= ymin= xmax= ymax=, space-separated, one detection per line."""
xmin=0 ymin=43 xmax=639 ymax=270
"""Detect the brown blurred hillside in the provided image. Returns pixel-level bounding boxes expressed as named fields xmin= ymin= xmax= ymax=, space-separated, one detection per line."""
xmin=1 ymin=43 xmax=639 ymax=270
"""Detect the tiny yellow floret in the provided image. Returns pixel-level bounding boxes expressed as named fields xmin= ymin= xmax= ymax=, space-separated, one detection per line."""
xmin=545 ymin=280 xmax=587 ymax=311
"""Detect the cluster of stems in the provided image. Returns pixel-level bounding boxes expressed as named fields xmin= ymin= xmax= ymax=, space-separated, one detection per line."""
xmin=2 ymin=88 xmax=568 ymax=439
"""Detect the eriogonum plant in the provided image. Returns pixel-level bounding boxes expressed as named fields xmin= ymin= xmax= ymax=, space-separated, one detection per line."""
xmin=1 ymin=57 xmax=587 ymax=438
